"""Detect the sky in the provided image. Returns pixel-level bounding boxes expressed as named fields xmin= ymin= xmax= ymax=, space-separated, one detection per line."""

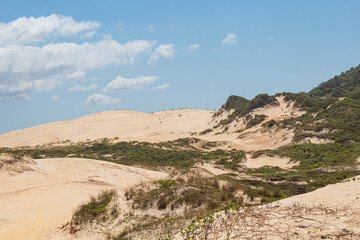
xmin=0 ymin=0 xmax=360 ymax=134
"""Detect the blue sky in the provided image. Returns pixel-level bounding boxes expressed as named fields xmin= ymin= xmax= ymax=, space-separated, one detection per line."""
xmin=0 ymin=1 xmax=360 ymax=134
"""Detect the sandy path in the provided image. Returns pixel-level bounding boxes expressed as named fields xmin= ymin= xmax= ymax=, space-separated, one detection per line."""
xmin=0 ymin=158 xmax=167 ymax=240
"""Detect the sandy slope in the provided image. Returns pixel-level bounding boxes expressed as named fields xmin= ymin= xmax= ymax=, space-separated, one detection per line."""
xmin=0 ymin=109 xmax=215 ymax=148
xmin=0 ymin=158 xmax=167 ymax=240
xmin=174 ymin=176 xmax=360 ymax=239
xmin=0 ymin=96 xmax=305 ymax=151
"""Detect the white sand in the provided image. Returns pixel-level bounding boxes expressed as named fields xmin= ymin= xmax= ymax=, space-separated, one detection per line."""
xmin=0 ymin=158 xmax=167 ymax=240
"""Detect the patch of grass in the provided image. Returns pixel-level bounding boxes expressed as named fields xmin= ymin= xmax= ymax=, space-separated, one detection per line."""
xmin=127 ymin=175 xmax=244 ymax=213
xmin=72 ymin=189 xmax=116 ymax=225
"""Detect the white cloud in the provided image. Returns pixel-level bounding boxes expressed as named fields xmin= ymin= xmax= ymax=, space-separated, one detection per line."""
xmin=0 ymin=15 xmax=173 ymax=102
xmin=85 ymin=93 xmax=120 ymax=106
xmin=0 ymin=39 xmax=154 ymax=99
xmin=103 ymin=75 xmax=159 ymax=91
xmin=222 ymin=33 xmax=238 ymax=45
xmin=68 ymin=83 xmax=97 ymax=91
xmin=0 ymin=14 xmax=100 ymax=46
xmin=148 ymin=44 xmax=175 ymax=64
xmin=152 ymin=83 xmax=170 ymax=90
xmin=147 ymin=25 xmax=155 ymax=32
xmin=188 ymin=44 xmax=199 ymax=53
xmin=51 ymin=95 xmax=59 ymax=100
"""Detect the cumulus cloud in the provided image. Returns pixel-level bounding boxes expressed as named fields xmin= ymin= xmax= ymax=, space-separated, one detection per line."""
xmin=148 ymin=44 xmax=175 ymax=64
xmin=0 ymin=14 xmax=100 ymax=46
xmin=188 ymin=44 xmax=199 ymax=53
xmin=103 ymin=75 xmax=159 ymax=91
xmin=68 ymin=83 xmax=98 ymax=91
xmin=85 ymin=93 xmax=120 ymax=106
xmin=0 ymin=15 xmax=174 ymax=102
xmin=0 ymin=39 xmax=153 ymax=100
xmin=152 ymin=83 xmax=170 ymax=90
xmin=51 ymin=95 xmax=59 ymax=100
xmin=222 ymin=33 xmax=238 ymax=45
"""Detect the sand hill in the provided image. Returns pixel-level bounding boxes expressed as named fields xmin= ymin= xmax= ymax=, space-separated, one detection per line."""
xmin=0 ymin=96 xmax=305 ymax=151
xmin=0 ymin=157 xmax=167 ymax=240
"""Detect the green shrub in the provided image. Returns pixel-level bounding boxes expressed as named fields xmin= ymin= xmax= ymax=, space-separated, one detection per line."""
xmin=72 ymin=189 xmax=116 ymax=225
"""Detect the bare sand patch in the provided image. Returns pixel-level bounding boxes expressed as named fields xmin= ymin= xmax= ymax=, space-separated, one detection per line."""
xmin=243 ymin=152 xmax=298 ymax=169
xmin=194 ymin=162 xmax=230 ymax=176
xmin=0 ymin=158 xmax=167 ymax=240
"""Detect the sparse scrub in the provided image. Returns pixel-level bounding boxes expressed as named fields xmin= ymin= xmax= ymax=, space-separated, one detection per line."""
xmin=245 ymin=114 xmax=267 ymax=129
xmin=71 ymin=189 xmax=117 ymax=226
xmin=199 ymin=128 xmax=213 ymax=135
xmin=177 ymin=202 xmax=356 ymax=240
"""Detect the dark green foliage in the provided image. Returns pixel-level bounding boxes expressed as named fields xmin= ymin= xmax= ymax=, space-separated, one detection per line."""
xmin=5 ymin=140 xmax=247 ymax=170
xmin=315 ymin=98 xmax=360 ymax=143
xmin=280 ymin=98 xmax=360 ymax=143
xmin=219 ymin=94 xmax=277 ymax=126
xmin=223 ymin=95 xmax=249 ymax=111
xmin=269 ymin=143 xmax=360 ymax=169
xmin=215 ymin=151 xmax=245 ymax=170
xmin=245 ymin=114 xmax=266 ymax=129
xmin=309 ymin=65 xmax=360 ymax=98
xmin=280 ymin=92 xmax=337 ymax=113
xmin=199 ymin=128 xmax=213 ymax=135
xmin=262 ymin=119 xmax=277 ymax=128
xmin=72 ymin=190 xmax=116 ymax=224
xmin=232 ymin=94 xmax=277 ymax=117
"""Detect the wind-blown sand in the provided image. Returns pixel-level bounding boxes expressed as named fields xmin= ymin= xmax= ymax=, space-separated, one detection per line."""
xmin=0 ymin=158 xmax=167 ymax=240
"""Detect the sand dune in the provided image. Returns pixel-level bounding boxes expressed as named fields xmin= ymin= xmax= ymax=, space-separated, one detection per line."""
xmin=174 ymin=176 xmax=360 ymax=239
xmin=0 ymin=96 xmax=304 ymax=151
xmin=0 ymin=158 xmax=167 ymax=240
xmin=0 ymin=109 xmax=215 ymax=148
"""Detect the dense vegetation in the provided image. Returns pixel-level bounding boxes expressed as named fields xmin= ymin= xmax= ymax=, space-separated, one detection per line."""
xmin=309 ymin=65 xmax=360 ymax=97
xmin=220 ymin=94 xmax=277 ymax=123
